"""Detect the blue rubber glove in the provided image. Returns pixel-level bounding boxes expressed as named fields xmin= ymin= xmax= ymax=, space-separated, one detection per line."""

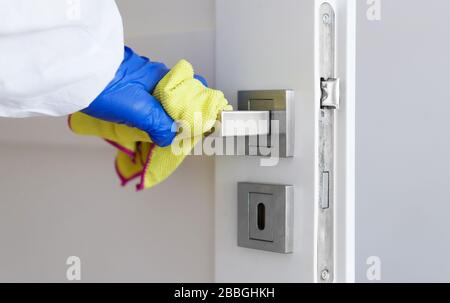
xmin=82 ymin=46 xmax=208 ymax=147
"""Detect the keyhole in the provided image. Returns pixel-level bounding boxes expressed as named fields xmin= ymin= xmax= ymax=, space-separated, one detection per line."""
xmin=257 ymin=203 xmax=266 ymax=230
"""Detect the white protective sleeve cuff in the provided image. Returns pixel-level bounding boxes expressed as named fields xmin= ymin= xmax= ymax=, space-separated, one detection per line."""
xmin=0 ymin=0 xmax=124 ymax=117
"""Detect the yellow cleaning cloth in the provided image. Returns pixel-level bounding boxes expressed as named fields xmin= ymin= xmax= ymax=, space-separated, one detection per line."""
xmin=69 ymin=60 xmax=232 ymax=190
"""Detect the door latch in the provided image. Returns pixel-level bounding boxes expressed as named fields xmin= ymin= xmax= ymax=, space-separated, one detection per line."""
xmin=318 ymin=2 xmax=337 ymax=283
xmin=321 ymin=78 xmax=340 ymax=109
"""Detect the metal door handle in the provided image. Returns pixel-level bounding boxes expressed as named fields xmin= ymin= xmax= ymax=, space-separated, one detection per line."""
xmin=220 ymin=111 xmax=270 ymax=137
xmin=212 ymin=89 xmax=294 ymax=158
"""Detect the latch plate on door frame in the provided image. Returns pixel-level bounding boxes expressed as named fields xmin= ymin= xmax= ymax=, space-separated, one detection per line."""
xmin=318 ymin=2 xmax=339 ymax=283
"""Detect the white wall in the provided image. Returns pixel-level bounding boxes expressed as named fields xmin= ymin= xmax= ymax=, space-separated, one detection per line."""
xmin=0 ymin=0 xmax=215 ymax=282
xmin=356 ymin=0 xmax=450 ymax=282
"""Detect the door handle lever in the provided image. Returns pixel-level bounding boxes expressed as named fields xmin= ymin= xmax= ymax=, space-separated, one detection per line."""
xmin=219 ymin=110 xmax=270 ymax=137
xmin=210 ymin=89 xmax=294 ymax=158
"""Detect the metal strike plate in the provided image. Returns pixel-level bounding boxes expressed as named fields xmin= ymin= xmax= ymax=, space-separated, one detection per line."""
xmin=238 ymin=182 xmax=294 ymax=254
xmin=318 ymin=2 xmax=337 ymax=283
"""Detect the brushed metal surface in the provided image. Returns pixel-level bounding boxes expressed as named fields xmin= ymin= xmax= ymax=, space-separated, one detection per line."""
xmin=238 ymin=182 xmax=294 ymax=254
xmin=318 ymin=2 xmax=336 ymax=283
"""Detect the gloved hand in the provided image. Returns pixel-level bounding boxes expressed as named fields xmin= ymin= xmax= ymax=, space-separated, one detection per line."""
xmin=82 ymin=46 xmax=208 ymax=147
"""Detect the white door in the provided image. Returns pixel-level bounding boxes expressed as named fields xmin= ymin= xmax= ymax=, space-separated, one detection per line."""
xmin=214 ymin=0 xmax=356 ymax=283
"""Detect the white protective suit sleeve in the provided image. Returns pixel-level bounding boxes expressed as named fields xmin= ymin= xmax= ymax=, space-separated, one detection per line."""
xmin=0 ymin=0 xmax=124 ymax=117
